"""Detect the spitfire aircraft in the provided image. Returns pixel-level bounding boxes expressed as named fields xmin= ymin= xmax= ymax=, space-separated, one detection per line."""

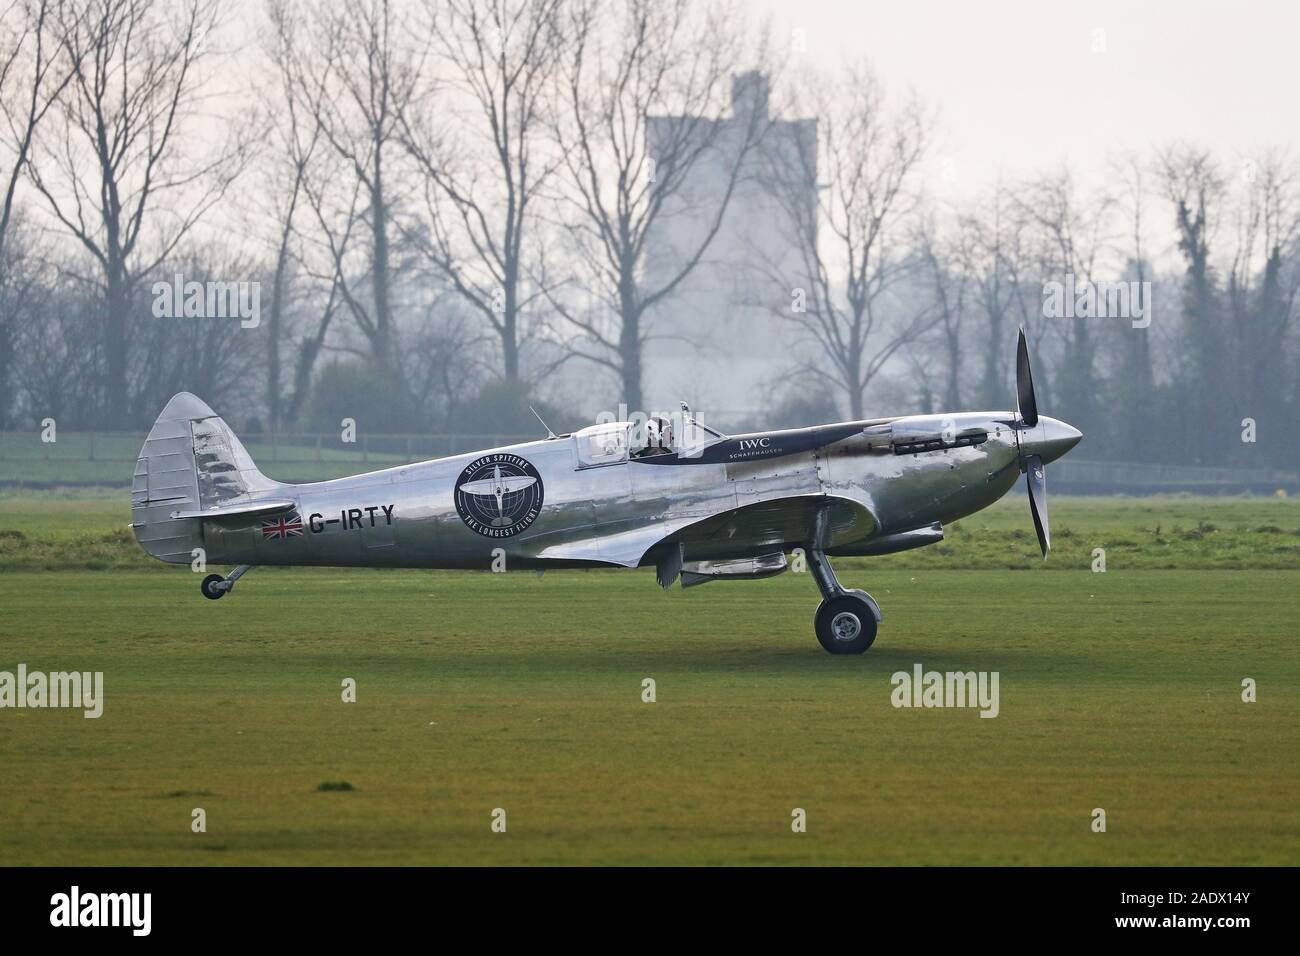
xmin=131 ymin=330 xmax=1081 ymax=653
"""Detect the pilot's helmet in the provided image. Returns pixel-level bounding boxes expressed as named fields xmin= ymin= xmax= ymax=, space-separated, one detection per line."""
xmin=643 ymin=417 xmax=662 ymax=448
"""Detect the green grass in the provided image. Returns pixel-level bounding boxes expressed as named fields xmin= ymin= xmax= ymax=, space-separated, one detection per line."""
xmin=1 ymin=566 xmax=1296 ymax=865
xmin=0 ymin=494 xmax=1297 ymax=865
xmin=894 ymin=494 xmax=1300 ymax=570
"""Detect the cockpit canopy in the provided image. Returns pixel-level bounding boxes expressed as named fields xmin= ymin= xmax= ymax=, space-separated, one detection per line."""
xmin=572 ymin=416 xmax=724 ymax=468
xmin=574 ymin=422 xmax=630 ymax=467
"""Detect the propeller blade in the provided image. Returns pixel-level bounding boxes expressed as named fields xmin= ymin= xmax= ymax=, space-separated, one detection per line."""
xmin=1016 ymin=327 xmax=1039 ymax=427
xmin=1025 ymin=454 xmax=1050 ymax=558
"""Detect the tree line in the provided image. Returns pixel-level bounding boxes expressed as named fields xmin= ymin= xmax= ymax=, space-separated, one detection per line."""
xmin=1 ymin=0 xmax=1296 ymax=473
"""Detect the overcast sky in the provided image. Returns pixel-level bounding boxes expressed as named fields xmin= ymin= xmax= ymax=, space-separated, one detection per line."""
xmin=759 ymin=0 xmax=1299 ymax=197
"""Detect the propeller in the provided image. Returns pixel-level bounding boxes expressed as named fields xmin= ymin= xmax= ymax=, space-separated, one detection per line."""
xmin=1025 ymin=454 xmax=1049 ymax=556
xmin=1015 ymin=328 xmax=1049 ymax=558
xmin=1015 ymin=327 xmax=1038 ymax=428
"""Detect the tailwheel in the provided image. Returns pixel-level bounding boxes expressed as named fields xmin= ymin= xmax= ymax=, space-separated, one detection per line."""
xmin=199 ymin=564 xmax=252 ymax=600
xmin=814 ymin=591 xmax=879 ymax=655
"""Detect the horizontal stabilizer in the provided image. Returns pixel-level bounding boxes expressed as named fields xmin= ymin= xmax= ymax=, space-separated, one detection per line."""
xmin=169 ymin=499 xmax=297 ymax=520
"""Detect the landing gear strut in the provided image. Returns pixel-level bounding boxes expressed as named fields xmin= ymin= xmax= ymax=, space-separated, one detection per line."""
xmin=807 ymin=548 xmax=879 ymax=654
xmin=200 ymin=564 xmax=253 ymax=600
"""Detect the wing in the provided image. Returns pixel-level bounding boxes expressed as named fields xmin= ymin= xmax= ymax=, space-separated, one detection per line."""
xmin=672 ymin=493 xmax=875 ymax=561
xmin=531 ymin=494 xmax=876 ymax=568
xmin=497 ymin=475 xmax=537 ymax=494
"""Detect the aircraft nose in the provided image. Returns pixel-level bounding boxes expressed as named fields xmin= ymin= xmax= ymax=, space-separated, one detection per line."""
xmin=1027 ymin=416 xmax=1082 ymax=465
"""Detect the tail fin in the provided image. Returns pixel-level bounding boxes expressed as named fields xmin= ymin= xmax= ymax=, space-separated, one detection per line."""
xmin=130 ymin=393 xmax=281 ymax=563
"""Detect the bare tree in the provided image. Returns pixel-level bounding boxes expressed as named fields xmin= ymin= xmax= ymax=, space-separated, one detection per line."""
xmin=1109 ymin=152 xmax=1156 ymax=455
xmin=0 ymin=0 xmax=77 ymax=427
xmin=1158 ymin=144 xmax=1224 ymax=463
xmin=1 ymin=0 xmax=74 ymax=265
xmin=27 ymin=0 xmax=245 ymax=425
xmin=1014 ymin=168 xmax=1115 ymax=431
xmin=912 ymin=212 xmax=973 ymax=410
xmin=286 ymin=0 xmax=424 ymax=386
xmin=955 ymin=185 xmax=1035 ymax=409
xmin=133 ymin=241 xmax=263 ymax=415
xmin=1224 ymin=150 xmax=1300 ymax=438
xmin=259 ymin=0 xmax=332 ymax=430
xmin=16 ymin=276 xmax=100 ymax=422
xmin=399 ymin=0 xmax=562 ymax=387
xmin=544 ymin=0 xmax=770 ymax=412
xmin=761 ymin=62 xmax=933 ymax=420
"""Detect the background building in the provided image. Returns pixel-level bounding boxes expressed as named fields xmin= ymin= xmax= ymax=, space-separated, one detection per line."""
xmin=641 ymin=72 xmax=818 ymax=428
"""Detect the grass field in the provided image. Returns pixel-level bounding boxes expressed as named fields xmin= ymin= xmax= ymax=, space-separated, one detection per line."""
xmin=0 ymin=493 xmax=1297 ymax=865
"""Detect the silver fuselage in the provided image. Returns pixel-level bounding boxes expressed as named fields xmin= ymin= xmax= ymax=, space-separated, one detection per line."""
xmin=186 ymin=410 xmax=1073 ymax=571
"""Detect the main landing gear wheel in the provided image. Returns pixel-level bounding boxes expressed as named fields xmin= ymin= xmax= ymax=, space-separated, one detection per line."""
xmin=805 ymin=543 xmax=881 ymax=654
xmin=815 ymin=593 xmax=878 ymax=654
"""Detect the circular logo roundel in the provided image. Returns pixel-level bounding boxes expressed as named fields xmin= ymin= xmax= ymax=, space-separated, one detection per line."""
xmin=453 ymin=453 xmax=544 ymax=538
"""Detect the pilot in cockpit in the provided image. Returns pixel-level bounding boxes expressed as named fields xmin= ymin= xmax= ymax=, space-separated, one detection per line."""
xmin=634 ymin=416 xmax=674 ymax=458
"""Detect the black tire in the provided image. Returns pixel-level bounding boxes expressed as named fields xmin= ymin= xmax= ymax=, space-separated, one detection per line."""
xmin=200 ymin=573 xmax=226 ymax=600
xmin=815 ymin=594 xmax=878 ymax=654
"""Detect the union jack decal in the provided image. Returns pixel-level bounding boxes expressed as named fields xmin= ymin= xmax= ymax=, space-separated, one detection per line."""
xmin=261 ymin=510 xmax=304 ymax=540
